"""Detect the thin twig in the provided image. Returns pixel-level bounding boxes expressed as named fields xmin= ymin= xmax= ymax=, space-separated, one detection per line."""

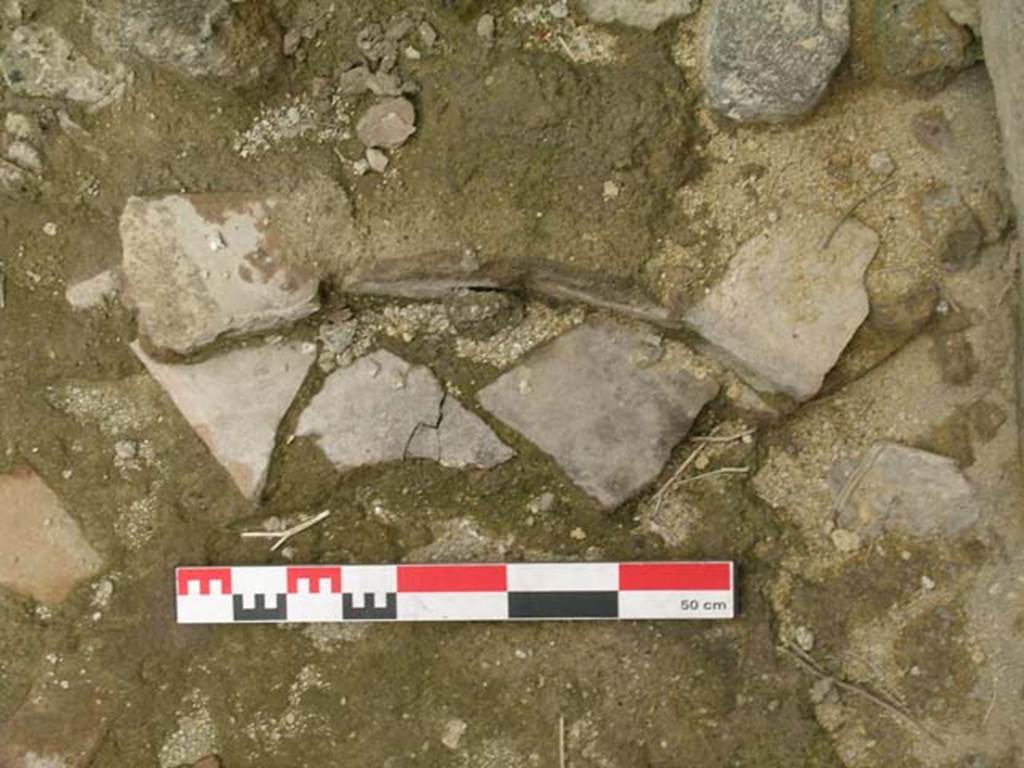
xmin=678 ymin=466 xmax=750 ymax=485
xmin=558 ymin=714 xmax=566 ymax=768
xmin=781 ymin=644 xmax=944 ymax=745
xmin=652 ymin=442 xmax=709 ymax=516
xmin=822 ymin=175 xmax=896 ymax=250
xmin=241 ymin=510 xmax=331 ymax=552
xmin=690 ymin=429 xmax=757 ymax=444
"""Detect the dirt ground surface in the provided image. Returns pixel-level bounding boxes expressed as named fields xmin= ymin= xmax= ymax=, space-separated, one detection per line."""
xmin=1 ymin=1 xmax=1023 ymax=767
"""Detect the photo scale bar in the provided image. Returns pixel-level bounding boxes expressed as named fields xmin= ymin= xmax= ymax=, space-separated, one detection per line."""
xmin=175 ymin=561 xmax=736 ymax=624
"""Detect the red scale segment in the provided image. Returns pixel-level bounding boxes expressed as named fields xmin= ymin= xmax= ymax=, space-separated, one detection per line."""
xmin=397 ymin=564 xmax=507 ymax=593
xmin=287 ymin=566 xmax=342 ymax=594
xmin=618 ymin=562 xmax=732 ymax=591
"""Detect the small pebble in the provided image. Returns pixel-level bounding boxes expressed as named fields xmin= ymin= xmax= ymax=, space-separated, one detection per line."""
xmin=868 ymin=151 xmax=895 ymax=177
xmin=419 ymin=21 xmax=438 ymax=48
xmin=830 ymin=528 xmax=861 ymax=553
xmin=366 ymin=147 xmax=390 ymax=173
xmin=42 ymin=222 xmax=58 ymax=237
xmin=794 ymin=625 xmax=815 ymax=652
xmin=570 ymin=527 xmax=586 ymax=540
xmin=921 ymin=575 xmax=935 ymax=591
xmin=477 ymin=13 xmax=496 ymax=41
xmin=441 ymin=718 xmax=467 ymax=750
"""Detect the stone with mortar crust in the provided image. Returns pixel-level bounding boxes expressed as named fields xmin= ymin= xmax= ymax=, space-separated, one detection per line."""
xmin=831 ymin=442 xmax=979 ymax=538
xmin=356 ymin=97 xmax=416 ymax=150
xmin=477 ymin=320 xmax=718 ymax=508
xmin=297 ymin=350 xmax=513 ymax=472
xmin=580 ymin=0 xmax=699 ymax=30
xmin=120 ymin=194 xmax=320 ymax=356
xmin=132 ymin=340 xmax=315 ymax=500
xmin=1 ymin=25 xmax=130 ymax=110
xmin=0 ymin=466 xmax=103 ymax=604
xmin=682 ymin=214 xmax=879 ymax=401
xmin=703 ymin=0 xmax=850 ymax=122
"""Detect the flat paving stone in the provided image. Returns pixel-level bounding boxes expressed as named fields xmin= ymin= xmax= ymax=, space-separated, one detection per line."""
xmin=120 ymin=194 xmax=320 ymax=356
xmin=297 ymin=350 xmax=513 ymax=472
xmin=0 ymin=466 xmax=103 ymax=604
xmin=132 ymin=340 xmax=315 ymax=500
xmin=477 ymin=320 xmax=718 ymax=508
xmin=832 ymin=442 xmax=979 ymax=539
xmin=683 ymin=214 xmax=878 ymax=401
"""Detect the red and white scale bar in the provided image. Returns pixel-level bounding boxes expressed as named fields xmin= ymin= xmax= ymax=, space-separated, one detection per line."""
xmin=175 ymin=562 xmax=736 ymax=624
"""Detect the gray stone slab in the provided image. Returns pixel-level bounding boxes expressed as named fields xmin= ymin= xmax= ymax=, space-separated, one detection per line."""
xmin=580 ymin=0 xmax=699 ymax=30
xmin=120 ymin=195 xmax=320 ymax=356
xmin=832 ymin=442 xmax=979 ymax=538
xmin=0 ymin=466 xmax=103 ymax=604
xmin=477 ymin=320 xmax=718 ymax=508
xmin=683 ymin=214 xmax=878 ymax=401
xmin=132 ymin=340 xmax=315 ymax=499
xmin=703 ymin=0 xmax=850 ymax=122
xmin=297 ymin=350 xmax=513 ymax=471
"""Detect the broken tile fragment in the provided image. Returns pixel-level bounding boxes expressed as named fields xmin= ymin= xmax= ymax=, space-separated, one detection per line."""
xmin=0 ymin=466 xmax=103 ymax=604
xmin=832 ymin=442 xmax=979 ymax=539
xmin=120 ymin=194 xmax=320 ymax=356
xmin=132 ymin=340 xmax=315 ymax=499
xmin=683 ymin=214 xmax=878 ymax=401
xmin=296 ymin=350 xmax=512 ymax=471
xmin=477 ymin=320 xmax=718 ymax=508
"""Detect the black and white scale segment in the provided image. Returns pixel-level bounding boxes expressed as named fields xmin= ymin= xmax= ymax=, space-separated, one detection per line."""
xmin=175 ymin=562 xmax=736 ymax=624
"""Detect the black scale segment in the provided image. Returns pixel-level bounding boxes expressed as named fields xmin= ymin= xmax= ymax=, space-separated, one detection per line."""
xmin=508 ymin=591 xmax=619 ymax=619
xmin=233 ymin=593 xmax=287 ymax=621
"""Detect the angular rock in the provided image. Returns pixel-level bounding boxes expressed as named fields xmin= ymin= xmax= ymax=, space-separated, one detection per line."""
xmin=132 ymin=340 xmax=315 ymax=499
xmin=919 ymin=184 xmax=983 ymax=270
xmin=0 ymin=466 xmax=103 ymax=604
xmin=120 ymin=195 xmax=320 ymax=356
xmin=1 ymin=25 xmax=130 ymax=110
xmin=874 ymin=0 xmax=975 ymax=91
xmin=297 ymin=350 xmax=512 ymax=471
xmin=66 ymin=269 xmax=121 ymax=310
xmin=682 ymin=214 xmax=879 ymax=401
xmin=580 ymin=0 xmax=699 ymax=29
xmin=356 ymin=97 xmax=416 ymax=150
xmin=831 ymin=442 xmax=979 ymax=538
xmin=703 ymin=0 xmax=850 ymax=122
xmin=408 ymin=396 xmax=516 ymax=469
xmin=94 ymin=0 xmax=283 ymax=86
xmin=0 ymin=679 xmax=109 ymax=768
xmin=477 ymin=321 xmax=718 ymax=508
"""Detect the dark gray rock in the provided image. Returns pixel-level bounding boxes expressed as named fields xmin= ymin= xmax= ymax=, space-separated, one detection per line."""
xmin=831 ymin=442 xmax=979 ymax=538
xmin=477 ymin=320 xmax=718 ymax=508
xmin=919 ymin=184 xmax=983 ymax=271
xmin=703 ymin=0 xmax=850 ymax=122
xmin=873 ymin=0 xmax=975 ymax=91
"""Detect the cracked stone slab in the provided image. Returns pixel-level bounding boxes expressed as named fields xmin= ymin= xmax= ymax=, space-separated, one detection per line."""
xmin=477 ymin=320 xmax=719 ymax=508
xmin=703 ymin=0 xmax=850 ymax=122
xmin=408 ymin=396 xmax=515 ymax=469
xmin=683 ymin=214 xmax=878 ymax=401
xmin=296 ymin=350 xmax=513 ymax=472
xmin=132 ymin=340 xmax=315 ymax=499
xmin=120 ymin=194 xmax=320 ymax=356
xmin=831 ymin=442 xmax=979 ymax=539
xmin=0 ymin=466 xmax=103 ymax=604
